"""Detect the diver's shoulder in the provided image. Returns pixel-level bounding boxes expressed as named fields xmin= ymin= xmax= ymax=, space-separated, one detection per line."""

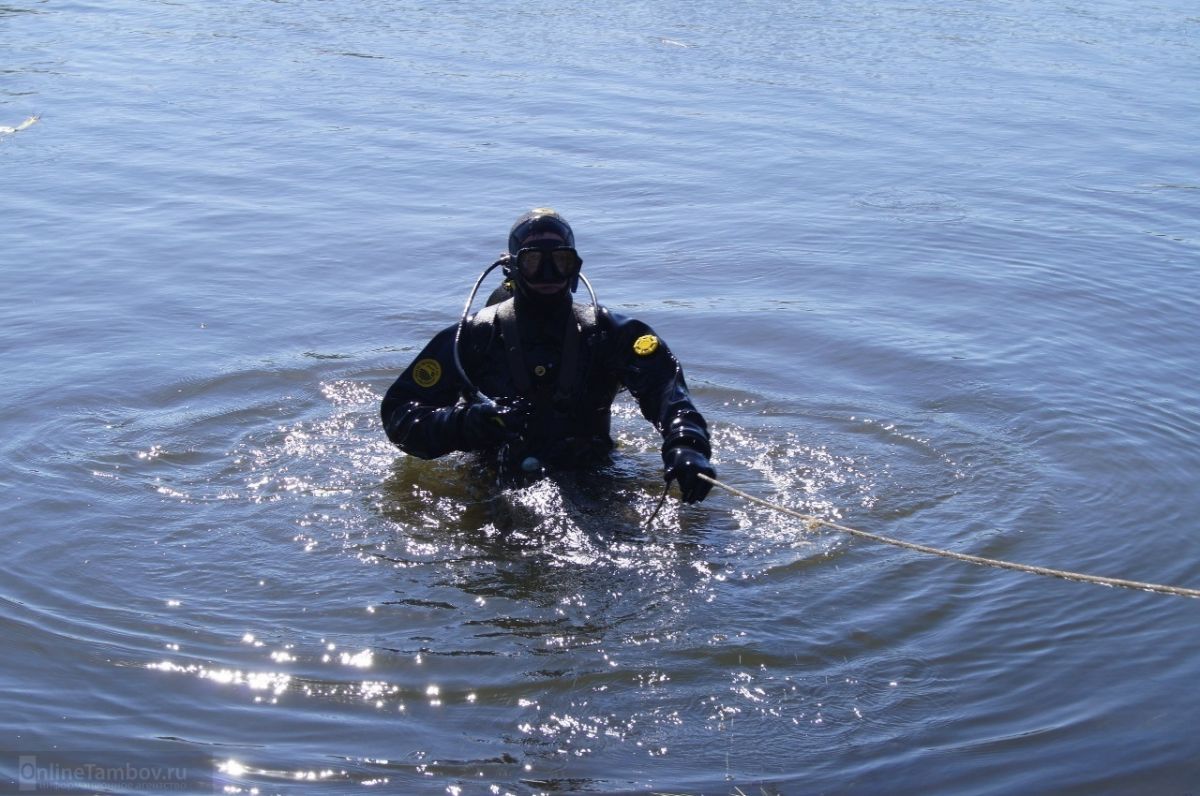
xmin=593 ymin=305 xmax=653 ymax=335
xmin=424 ymin=304 xmax=502 ymax=354
xmin=468 ymin=301 xmax=504 ymax=326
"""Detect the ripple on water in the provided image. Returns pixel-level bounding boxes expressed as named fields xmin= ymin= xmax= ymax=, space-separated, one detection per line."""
xmin=15 ymin=355 xmax=1040 ymax=791
xmin=854 ymin=187 xmax=968 ymax=223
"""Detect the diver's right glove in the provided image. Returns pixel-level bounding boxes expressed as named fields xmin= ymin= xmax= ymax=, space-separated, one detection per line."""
xmin=663 ymin=445 xmax=716 ymax=504
xmin=455 ymin=400 xmax=528 ymax=451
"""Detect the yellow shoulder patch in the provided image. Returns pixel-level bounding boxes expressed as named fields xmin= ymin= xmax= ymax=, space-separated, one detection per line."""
xmin=412 ymin=358 xmax=443 ymax=388
xmin=633 ymin=334 xmax=660 ymax=357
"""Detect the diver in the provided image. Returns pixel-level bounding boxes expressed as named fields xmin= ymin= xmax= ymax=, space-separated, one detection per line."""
xmin=380 ymin=208 xmax=715 ymax=503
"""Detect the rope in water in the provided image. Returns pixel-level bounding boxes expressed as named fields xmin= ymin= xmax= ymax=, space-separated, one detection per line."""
xmin=697 ymin=474 xmax=1200 ymax=599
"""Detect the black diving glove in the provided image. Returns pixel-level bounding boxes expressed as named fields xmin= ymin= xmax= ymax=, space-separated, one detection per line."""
xmin=663 ymin=445 xmax=716 ymax=504
xmin=456 ymin=400 xmax=529 ymax=451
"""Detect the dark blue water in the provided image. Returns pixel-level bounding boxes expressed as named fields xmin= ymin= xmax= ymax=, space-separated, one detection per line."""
xmin=3 ymin=1 xmax=1198 ymax=793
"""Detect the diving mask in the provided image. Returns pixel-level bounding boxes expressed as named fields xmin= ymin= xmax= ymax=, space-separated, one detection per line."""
xmin=515 ymin=246 xmax=582 ymax=283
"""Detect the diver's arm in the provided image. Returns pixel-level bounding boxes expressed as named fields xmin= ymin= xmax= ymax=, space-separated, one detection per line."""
xmin=608 ymin=313 xmax=715 ymax=502
xmin=381 ymin=323 xmax=520 ymax=459
xmin=380 ymin=326 xmax=469 ymax=459
xmin=607 ymin=313 xmax=711 ymax=457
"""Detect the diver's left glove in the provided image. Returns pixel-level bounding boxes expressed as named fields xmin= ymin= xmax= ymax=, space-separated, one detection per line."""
xmin=663 ymin=445 xmax=716 ymax=504
xmin=455 ymin=400 xmax=529 ymax=451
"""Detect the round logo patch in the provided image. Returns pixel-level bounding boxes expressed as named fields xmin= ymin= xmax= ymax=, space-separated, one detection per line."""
xmin=633 ymin=334 xmax=660 ymax=356
xmin=412 ymin=358 xmax=442 ymax=388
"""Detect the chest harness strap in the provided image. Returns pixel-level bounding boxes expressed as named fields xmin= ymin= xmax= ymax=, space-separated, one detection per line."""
xmin=495 ymin=300 xmax=596 ymax=406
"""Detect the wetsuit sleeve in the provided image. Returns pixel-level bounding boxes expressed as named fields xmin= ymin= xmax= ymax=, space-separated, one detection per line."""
xmin=380 ymin=325 xmax=469 ymax=459
xmin=605 ymin=312 xmax=712 ymax=457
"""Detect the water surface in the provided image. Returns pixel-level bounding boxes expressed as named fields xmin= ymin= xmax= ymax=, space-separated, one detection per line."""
xmin=2 ymin=1 xmax=1198 ymax=793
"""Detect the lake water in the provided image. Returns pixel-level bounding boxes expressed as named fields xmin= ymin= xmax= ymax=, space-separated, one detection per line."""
xmin=2 ymin=1 xmax=1198 ymax=793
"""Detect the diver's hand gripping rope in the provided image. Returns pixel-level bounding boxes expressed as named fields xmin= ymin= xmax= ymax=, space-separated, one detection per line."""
xmin=697 ymin=474 xmax=1200 ymax=599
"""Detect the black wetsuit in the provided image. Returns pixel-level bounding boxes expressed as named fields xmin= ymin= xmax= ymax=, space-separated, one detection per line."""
xmin=380 ymin=296 xmax=710 ymax=470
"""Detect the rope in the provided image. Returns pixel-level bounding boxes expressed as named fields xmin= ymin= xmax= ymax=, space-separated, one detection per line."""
xmin=697 ymin=474 xmax=1200 ymax=599
xmin=644 ymin=481 xmax=672 ymax=529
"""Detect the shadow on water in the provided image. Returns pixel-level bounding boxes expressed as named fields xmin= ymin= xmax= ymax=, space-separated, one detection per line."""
xmin=371 ymin=452 xmax=716 ymax=653
xmin=377 ymin=451 xmax=710 ymax=549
